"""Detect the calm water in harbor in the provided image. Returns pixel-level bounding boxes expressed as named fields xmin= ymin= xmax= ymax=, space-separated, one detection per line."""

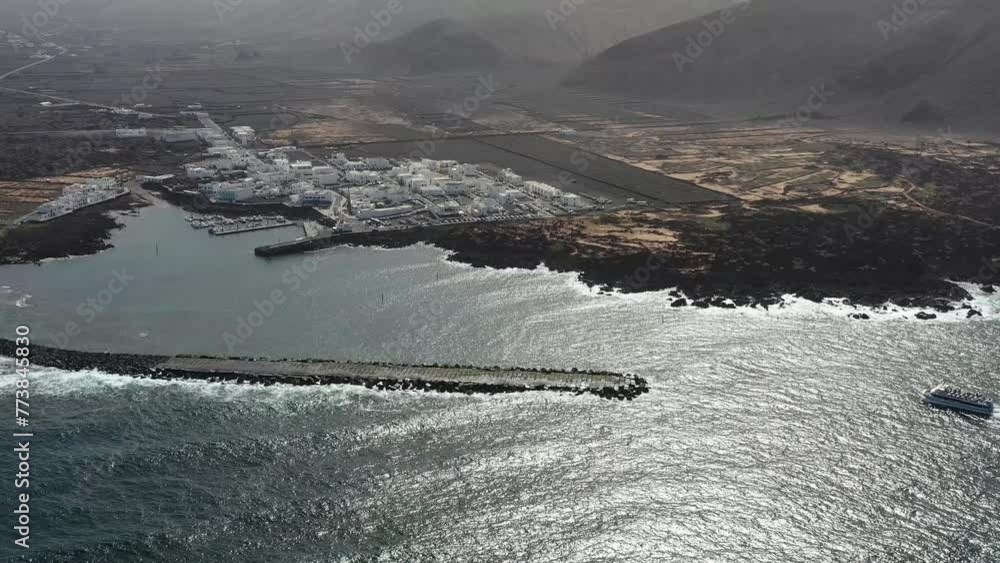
xmin=1 ymin=204 xmax=998 ymax=561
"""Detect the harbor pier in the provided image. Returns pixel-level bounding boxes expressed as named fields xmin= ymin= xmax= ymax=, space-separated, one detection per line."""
xmin=0 ymin=340 xmax=649 ymax=400
xmin=154 ymin=357 xmax=649 ymax=399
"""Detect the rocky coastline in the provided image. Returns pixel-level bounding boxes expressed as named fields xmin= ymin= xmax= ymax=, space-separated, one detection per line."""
xmin=310 ymin=202 xmax=999 ymax=317
xmin=0 ymin=195 xmax=147 ymax=265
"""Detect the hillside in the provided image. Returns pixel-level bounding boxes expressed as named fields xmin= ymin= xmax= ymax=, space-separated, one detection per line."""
xmin=233 ymin=0 xmax=730 ymax=68
xmin=356 ymin=19 xmax=502 ymax=75
xmin=567 ymin=0 xmax=1000 ymax=131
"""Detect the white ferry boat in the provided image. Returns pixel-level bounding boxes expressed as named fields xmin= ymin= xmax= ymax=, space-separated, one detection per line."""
xmin=924 ymin=386 xmax=994 ymax=417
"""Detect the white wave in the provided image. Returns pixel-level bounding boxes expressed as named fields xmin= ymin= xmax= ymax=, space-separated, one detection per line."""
xmin=14 ymin=293 xmax=32 ymax=308
xmin=0 ymin=286 xmax=33 ymax=308
xmin=0 ymin=357 xmax=433 ymax=408
xmin=426 ymin=241 xmax=1000 ymax=322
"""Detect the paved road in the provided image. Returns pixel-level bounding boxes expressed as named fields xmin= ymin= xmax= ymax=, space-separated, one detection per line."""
xmin=0 ymin=47 xmax=170 ymax=117
xmin=0 ymin=54 xmax=57 ymax=82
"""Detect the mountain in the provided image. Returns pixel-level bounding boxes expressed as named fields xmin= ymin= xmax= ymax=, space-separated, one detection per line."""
xmin=231 ymin=0 xmax=731 ymax=68
xmin=566 ymin=0 xmax=1000 ymax=130
xmin=357 ymin=19 xmax=502 ymax=75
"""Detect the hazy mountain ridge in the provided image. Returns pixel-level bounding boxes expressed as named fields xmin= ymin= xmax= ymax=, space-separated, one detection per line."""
xmin=567 ymin=0 xmax=1000 ymax=130
xmin=358 ymin=19 xmax=503 ymax=75
xmin=234 ymin=0 xmax=730 ymax=67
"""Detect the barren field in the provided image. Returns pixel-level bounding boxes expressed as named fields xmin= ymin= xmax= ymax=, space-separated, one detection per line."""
xmin=551 ymin=121 xmax=1000 ymax=228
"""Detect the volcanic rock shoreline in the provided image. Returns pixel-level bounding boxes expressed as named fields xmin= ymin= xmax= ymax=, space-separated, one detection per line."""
xmin=0 ymin=195 xmax=147 ymax=265
xmin=0 ymin=340 xmax=649 ymax=400
xmin=286 ymin=202 xmax=999 ymax=315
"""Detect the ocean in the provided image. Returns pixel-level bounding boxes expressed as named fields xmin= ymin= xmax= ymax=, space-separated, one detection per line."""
xmin=1 ymin=204 xmax=998 ymax=561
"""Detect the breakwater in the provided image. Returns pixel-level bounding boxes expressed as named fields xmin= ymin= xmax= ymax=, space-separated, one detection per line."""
xmin=0 ymin=340 xmax=649 ymax=400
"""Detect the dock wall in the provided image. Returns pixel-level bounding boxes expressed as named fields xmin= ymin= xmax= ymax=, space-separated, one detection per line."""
xmin=0 ymin=340 xmax=649 ymax=400
xmin=155 ymin=357 xmax=648 ymax=400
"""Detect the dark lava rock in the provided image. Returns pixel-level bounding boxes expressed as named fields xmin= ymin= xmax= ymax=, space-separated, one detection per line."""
xmin=671 ymin=299 xmax=688 ymax=308
xmin=915 ymin=312 xmax=938 ymax=320
xmin=967 ymin=309 xmax=983 ymax=318
xmin=850 ymin=313 xmax=871 ymax=320
xmin=708 ymin=296 xmax=736 ymax=309
xmin=983 ymin=285 xmax=996 ymax=294
xmin=693 ymin=299 xmax=711 ymax=309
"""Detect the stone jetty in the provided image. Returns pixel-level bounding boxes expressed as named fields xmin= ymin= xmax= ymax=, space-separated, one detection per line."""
xmin=1 ymin=340 xmax=649 ymax=400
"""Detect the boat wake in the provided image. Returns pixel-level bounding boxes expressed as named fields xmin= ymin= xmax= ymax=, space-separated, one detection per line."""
xmin=0 ymin=286 xmax=33 ymax=308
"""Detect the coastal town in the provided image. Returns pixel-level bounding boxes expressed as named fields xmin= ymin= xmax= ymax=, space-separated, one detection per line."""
xmin=174 ymin=121 xmax=602 ymax=234
xmin=14 ymin=114 xmax=606 ymax=239
xmin=16 ymin=178 xmax=129 ymax=224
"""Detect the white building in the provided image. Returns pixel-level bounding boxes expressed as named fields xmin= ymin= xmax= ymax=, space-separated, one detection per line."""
xmin=138 ymin=174 xmax=175 ymax=183
xmin=524 ymin=181 xmax=562 ymax=199
xmin=290 ymin=161 xmax=313 ymax=175
xmin=231 ymin=126 xmax=256 ymax=146
xmin=486 ymin=183 xmax=506 ymax=197
xmin=287 ymin=181 xmax=314 ymax=194
xmin=419 ymin=185 xmax=445 ymax=197
xmin=298 ymin=190 xmax=338 ymax=207
xmin=357 ymin=205 xmax=413 ymax=219
xmin=404 ymin=176 xmax=430 ymax=189
xmin=561 ymin=193 xmax=583 ymax=208
xmin=366 ymin=157 xmax=391 ymax=170
xmin=443 ymin=181 xmax=466 ymax=195
xmin=436 ymin=200 xmax=462 ymax=217
xmin=312 ymin=166 xmax=341 ymax=186
xmin=501 ymin=189 xmax=527 ymax=201
xmin=499 ymin=169 xmax=524 ymax=186
xmin=471 ymin=197 xmax=502 ymax=216
xmin=216 ymin=185 xmax=254 ymax=202
xmin=342 ymin=160 xmax=368 ymax=171
xmin=346 ymin=171 xmax=380 ymax=184
xmin=186 ymin=165 xmax=215 ymax=179
xmin=449 ymin=164 xmax=478 ymax=179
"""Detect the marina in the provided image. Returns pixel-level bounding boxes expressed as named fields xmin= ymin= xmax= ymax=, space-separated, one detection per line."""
xmin=185 ymin=214 xmax=299 ymax=236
